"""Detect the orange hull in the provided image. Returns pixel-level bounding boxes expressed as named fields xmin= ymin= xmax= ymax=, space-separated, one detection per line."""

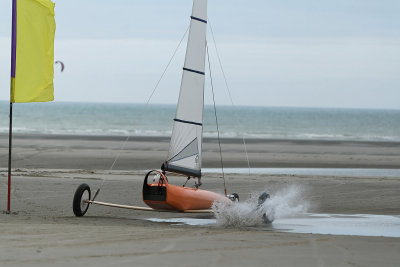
xmin=143 ymin=170 xmax=231 ymax=211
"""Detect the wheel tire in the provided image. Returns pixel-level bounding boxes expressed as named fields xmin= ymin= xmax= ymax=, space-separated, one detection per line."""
xmin=73 ymin=184 xmax=91 ymax=217
xmin=258 ymin=191 xmax=274 ymax=224
xmin=262 ymin=213 xmax=274 ymax=224
xmin=232 ymin=193 xmax=239 ymax=202
xmin=258 ymin=192 xmax=270 ymax=205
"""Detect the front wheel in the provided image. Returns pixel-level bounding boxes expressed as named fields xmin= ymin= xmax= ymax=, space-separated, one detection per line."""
xmin=73 ymin=184 xmax=91 ymax=217
xmin=258 ymin=192 xmax=274 ymax=224
xmin=227 ymin=193 xmax=239 ymax=202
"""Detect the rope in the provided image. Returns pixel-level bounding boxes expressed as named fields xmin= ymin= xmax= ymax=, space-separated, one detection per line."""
xmin=208 ymin=19 xmax=251 ymax=176
xmin=93 ymin=27 xmax=190 ymax=200
xmin=206 ymin=42 xmax=227 ymax=195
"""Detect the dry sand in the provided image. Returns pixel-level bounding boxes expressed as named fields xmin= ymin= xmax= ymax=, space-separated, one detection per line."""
xmin=0 ymin=134 xmax=399 ymax=266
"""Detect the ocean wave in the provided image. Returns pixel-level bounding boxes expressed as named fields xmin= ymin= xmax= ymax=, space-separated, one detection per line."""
xmin=1 ymin=103 xmax=399 ymax=142
xmin=0 ymin=126 xmax=399 ymax=142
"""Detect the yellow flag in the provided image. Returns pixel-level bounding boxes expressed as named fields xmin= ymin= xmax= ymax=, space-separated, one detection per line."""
xmin=11 ymin=0 xmax=56 ymax=103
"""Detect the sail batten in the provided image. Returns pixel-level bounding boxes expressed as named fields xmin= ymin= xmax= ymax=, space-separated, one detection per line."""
xmin=174 ymin=118 xmax=202 ymax=126
xmin=165 ymin=0 xmax=207 ymax=178
xmin=183 ymin=67 xmax=205 ymax=75
xmin=190 ymin=16 xmax=207 ymax=24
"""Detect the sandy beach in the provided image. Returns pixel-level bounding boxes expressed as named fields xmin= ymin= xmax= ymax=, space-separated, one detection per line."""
xmin=0 ymin=134 xmax=399 ymax=266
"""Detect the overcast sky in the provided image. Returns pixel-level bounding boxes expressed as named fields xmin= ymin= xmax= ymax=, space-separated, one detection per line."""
xmin=0 ymin=0 xmax=399 ymax=109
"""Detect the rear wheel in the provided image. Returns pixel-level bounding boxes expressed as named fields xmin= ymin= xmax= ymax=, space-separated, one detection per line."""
xmin=73 ymin=184 xmax=91 ymax=217
xmin=262 ymin=213 xmax=273 ymax=224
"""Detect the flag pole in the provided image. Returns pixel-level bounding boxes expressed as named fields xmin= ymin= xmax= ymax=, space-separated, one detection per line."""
xmin=7 ymin=102 xmax=13 ymax=214
xmin=7 ymin=0 xmax=56 ymax=212
xmin=8 ymin=0 xmax=17 ymax=214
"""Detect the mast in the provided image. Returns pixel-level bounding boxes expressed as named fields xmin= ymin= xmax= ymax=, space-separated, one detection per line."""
xmin=162 ymin=0 xmax=208 ymax=178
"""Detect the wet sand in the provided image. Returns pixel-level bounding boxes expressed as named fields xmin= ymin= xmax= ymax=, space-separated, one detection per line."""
xmin=1 ymin=134 xmax=400 ymax=170
xmin=0 ymin=134 xmax=399 ymax=266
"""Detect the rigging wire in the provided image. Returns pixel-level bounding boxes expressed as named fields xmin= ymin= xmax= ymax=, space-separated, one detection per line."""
xmin=206 ymin=42 xmax=227 ymax=195
xmin=93 ymin=27 xmax=190 ymax=200
xmin=208 ymin=19 xmax=252 ymax=176
xmin=145 ymin=26 xmax=189 ymax=106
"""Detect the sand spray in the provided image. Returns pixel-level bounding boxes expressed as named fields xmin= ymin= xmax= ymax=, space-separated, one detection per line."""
xmin=212 ymin=184 xmax=310 ymax=227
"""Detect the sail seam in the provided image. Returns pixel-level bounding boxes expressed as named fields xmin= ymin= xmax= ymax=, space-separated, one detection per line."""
xmin=174 ymin=118 xmax=202 ymax=126
xmin=183 ymin=67 xmax=205 ymax=75
xmin=169 ymin=152 xmax=198 ymax=163
xmin=190 ymin=16 xmax=207 ymax=24
xmin=168 ymin=138 xmax=198 ymax=163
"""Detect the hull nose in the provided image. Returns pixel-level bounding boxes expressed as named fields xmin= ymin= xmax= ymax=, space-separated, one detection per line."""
xmin=142 ymin=170 xmax=231 ymax=211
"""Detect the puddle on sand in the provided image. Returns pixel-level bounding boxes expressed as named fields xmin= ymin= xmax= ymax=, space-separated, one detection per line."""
xmin=147 ymin=213 xmax=400 ymax=238
xmin=202 ymin=168 xmax=400 ymax=177
xmin=147 ymin=217 xmax=215 ymax=226
xmin=272 ymin=213 xmax=400 ymax=237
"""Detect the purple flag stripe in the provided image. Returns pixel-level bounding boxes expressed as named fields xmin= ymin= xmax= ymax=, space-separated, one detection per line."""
xmin=11 ymin=0 xmax=17 ymax=78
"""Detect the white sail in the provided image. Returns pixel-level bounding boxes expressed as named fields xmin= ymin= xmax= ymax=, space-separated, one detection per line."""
xmin=163 ymin=0 xmax=207 ymax=177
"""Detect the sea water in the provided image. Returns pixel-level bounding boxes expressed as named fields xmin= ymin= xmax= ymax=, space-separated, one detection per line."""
xmin=0 ymin=101 xmax=399 ymax=141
